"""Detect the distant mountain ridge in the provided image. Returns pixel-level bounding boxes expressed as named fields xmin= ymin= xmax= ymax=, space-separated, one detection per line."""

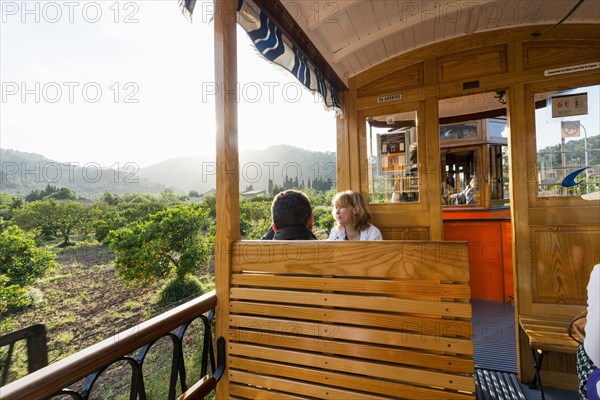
xmin=0 ymin=146 xmax=336 ymax=197
xmin=0 ymin=148 xmax=165 ymax=198
xmin=139 ymin=144 xmax=336 ymax=192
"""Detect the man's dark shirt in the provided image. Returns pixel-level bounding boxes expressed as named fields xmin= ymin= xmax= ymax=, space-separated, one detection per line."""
xmin=272 ymin=225 xmax=317 ymax=240
xmin=261 ymin=226 xmax=275 ymax=240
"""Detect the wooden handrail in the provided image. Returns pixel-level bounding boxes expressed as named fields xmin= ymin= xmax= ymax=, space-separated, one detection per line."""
xmin=0 ymin=290 xmax=217 ymax=400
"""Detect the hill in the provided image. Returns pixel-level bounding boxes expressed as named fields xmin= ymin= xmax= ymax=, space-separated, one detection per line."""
xmin=0 ymin=146 xmax=337 ymax=197
xmin=0 ymin=149 xmax=166 ymax=198
xmin=138 ymin=145 xmax=337 ymax=193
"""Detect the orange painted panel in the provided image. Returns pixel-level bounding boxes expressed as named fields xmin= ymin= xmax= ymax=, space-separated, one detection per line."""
xmin=444 ymin=220 xmax=507 ymax=302
xmin=501 ymin=221 xmax=514 ymax=302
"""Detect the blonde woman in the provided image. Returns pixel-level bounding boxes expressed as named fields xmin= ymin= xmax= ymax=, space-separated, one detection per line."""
xmin=329 ymin=191 xmax=382 ymax=241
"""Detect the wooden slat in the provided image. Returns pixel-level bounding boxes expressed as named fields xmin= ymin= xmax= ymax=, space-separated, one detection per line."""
xmin=230 ymin=370 xmax=393 ymax=400
xmin=231 ymin=274 xmax=471 ymax=299
xmin=518 ymin=315 xmax=579 ymax=353
xmin=230 ymin=357 xmax=475 ymax=400
xmin=230 ymin=288 xmax=472 ymax=318
xmin=232 ymin=241 xmax=469 ymax=281
xmin=527 ymin=336 xmax=578 ymax=353
xmin=229 ymin=329 xmax=475 ymax=373
xmin=230 ymin=384 xmax=309 ymax=399
xmin=229 ymin=343 xmax=476 ymax=392
xmin=228 ymin=240 xmax=473 ymax=397
xmin=230 ymin=314 xmax=473 ymax=354
xmin=519 ymin=315 xmax=576 ymax=327
xmin=230 ymin=301 xmax=474 ymax=337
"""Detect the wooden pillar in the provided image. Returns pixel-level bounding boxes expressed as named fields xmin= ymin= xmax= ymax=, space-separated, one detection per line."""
xmin=335 ymin=91 xmax=350 ymax=191
xmin=214 ymin=0 xmax=239 ymax=397
xmin=424 ymin=57 xmax=442 ymax=240
xmin=507 ymin=80 xmax=530 ymax=383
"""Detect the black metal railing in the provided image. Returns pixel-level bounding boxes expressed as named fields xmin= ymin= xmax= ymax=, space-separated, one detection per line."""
xmin=0 ymin=323 xmax=48 ymax=386
xmin=0 ymin=290 xmax=221 ymax=400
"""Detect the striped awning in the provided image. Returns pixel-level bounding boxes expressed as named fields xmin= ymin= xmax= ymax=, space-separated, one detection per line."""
xmin=182 ymin=0 xmax=342 ymax=115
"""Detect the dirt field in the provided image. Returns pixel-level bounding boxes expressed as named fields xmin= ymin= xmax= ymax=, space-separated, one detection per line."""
xmin=8 ymin=243 xmax=159 ymax=364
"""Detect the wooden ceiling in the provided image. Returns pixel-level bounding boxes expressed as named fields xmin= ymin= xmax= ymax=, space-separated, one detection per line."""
xmin=276 ymin=0 xmax=600 ymax=85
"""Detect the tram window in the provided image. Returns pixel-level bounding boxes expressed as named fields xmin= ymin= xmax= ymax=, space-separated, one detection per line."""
xmin=490 ymin=144 xmax=510 ymax=208
xmin=440 ymin=121 xmax=479 ymax=142
xmin=534 ymin=84 xmax=600 ymax=198
xmin=366 ymin=111 xmax=419 ymax=204
xmin=487 ymin=118 xmax=508 ymax=140
xmin=441 ymin=148 xmax=481 ymax=206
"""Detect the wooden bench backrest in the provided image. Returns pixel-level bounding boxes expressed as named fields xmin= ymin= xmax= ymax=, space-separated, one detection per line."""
xmin=227 ymin=240 xmax=475 ymax=399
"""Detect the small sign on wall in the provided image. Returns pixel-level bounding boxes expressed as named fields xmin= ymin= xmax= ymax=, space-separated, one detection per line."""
xmin=377 ymin=94 xmax=402 ymax=103
xmin=551 ymin=93 xmax=588 ymax=118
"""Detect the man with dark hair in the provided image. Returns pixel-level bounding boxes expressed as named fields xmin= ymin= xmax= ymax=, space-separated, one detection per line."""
xmin=265 ymin=190 xmax=317 ymax=240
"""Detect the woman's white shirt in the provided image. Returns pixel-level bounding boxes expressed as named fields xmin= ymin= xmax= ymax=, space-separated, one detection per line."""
xmin=328 ymin=224 xmax=383 ymax=241
xmin=585 ymin=264 xmax=600 ymax=367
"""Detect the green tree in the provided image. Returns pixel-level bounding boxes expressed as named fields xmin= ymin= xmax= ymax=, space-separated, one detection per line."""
xmin=0 ymin=225 xmax=56 ymax=312
xmin=108 ymin=204 xmax=212 ymax=285
xmin=0 ymin=193 xmax=21 ymax=222
xmin=240 ymin=198 xmax=272 ymax=238
xmin=13 ymin=199 xmax=93 ymax=245
xmin=45 ymin=187 xmax=77 ymax=200
xmin=93 ymin=196 xmax=165 ymax=243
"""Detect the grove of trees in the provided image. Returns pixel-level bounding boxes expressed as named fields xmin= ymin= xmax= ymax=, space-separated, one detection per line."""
xmin=0 ymin=185 xmax=336 ymax=324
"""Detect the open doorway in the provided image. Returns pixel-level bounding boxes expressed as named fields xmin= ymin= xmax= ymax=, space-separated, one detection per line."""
xmin=438 ymin=91 xmax=517 ymax=376
xmin=439 ymin=91 xmax=512 ymax=303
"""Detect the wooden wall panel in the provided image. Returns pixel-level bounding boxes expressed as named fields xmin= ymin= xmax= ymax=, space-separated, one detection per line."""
xmin=531 ymin=226 xmax=600 ymax=305
xmin=357 ymin=62 xmax=423 ymax=98
xmin=335 ymin=25 xmax=600 ymax=390
xmin=437 ymin=45 xmax=507 ymax=83
xmin=380 ymin=226 xmax=429 ymax=240
xmin=523 ymin=40 xmax=600 ymax=70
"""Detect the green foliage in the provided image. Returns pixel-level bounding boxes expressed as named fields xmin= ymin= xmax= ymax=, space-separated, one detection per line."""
xmin=100 ymin=192 xmax=122 ymax=206
xmin=93 ymin=196 xmax=166 ymax=243
xmin=0 ymin=225 xmax=56 ymax=313
xmin=0 ymin=193 xmax=22 ymax=222
xmin=0 ymin=276 xmax=29 ymax=314
xmin=13 ymin=199 xmax=93 ymax=245
xmin=313 ymin=205 xmax=335 ymax=234
xmin=25 ymin=184 xmax=77 ymax=202
xmin=537 ymin=135 xmax=600 ymax=169
xmin=200 ymin=195 xmax=216 ymax=218
xmin=108 ymin=204 xmax=212 ymax=285
xmin=240 ymin=199 xmax=272 ymax=239
xmin=157 ymin=275 xmax=206 ymax=306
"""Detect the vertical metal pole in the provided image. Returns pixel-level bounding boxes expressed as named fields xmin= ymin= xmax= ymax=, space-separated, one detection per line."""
xmin=561 ymin=137 xmax=566 ymax=195
xmin=581 ymin=123 xmax=589 ymax=194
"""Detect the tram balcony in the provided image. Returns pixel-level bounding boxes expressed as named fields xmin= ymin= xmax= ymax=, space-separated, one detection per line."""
xmin=1 ymin=240 xmax=477 ymax=400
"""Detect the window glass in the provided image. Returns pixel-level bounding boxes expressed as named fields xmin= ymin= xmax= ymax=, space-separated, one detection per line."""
xmin=490 ymin=144 xmax=510 ymax=208
xmin=535 ymin=85 xmax=600 ymax=198
xmin=441 ymin=148 xmax=480 ymax=206
xmin=488 ymin=118 xmax=508 ymax=140
xmin=440 ymin=122 xmax=478 ymax=142
xmin=366 ymin=111 xmax=419 ymax=204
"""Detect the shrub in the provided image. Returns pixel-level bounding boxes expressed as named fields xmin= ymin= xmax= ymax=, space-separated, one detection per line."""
xmin=157 ymin=275 xmax=205 ymax=306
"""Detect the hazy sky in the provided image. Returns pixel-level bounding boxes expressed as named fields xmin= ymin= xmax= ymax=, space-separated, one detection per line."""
xmin=0 ymin=0 xmax=337 ymax=168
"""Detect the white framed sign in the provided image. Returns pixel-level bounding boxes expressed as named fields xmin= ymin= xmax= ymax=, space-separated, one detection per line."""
xmin=551 ymin=93 xmax=588 ymax=118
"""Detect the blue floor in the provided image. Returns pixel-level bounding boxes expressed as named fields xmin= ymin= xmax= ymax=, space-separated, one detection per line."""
xmin=472 ymin=299 xmax=578 ymax=400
